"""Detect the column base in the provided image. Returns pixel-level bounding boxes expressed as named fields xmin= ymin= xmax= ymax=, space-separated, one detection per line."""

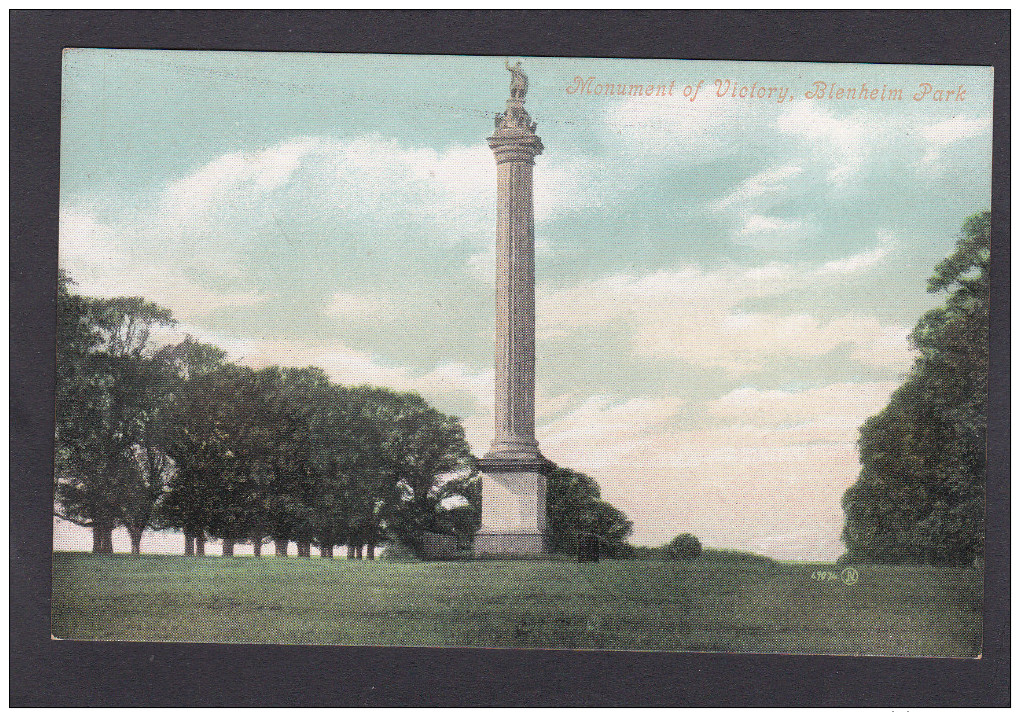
xmin=473 ymin=531 xmax=551 ymax=559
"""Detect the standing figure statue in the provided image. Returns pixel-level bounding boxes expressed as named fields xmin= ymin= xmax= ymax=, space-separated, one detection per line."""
xmin=506 ymin=60 xmax=528 ymax=100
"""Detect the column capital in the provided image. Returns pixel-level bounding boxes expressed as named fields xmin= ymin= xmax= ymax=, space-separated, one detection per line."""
xmin=487 ymin=131 xmax=544 ymax=164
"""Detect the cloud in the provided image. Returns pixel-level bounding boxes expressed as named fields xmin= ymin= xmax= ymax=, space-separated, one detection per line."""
xmin=775 ymin=103 xmax=991 ymax=183
xmin=734 ymin=214 xmax=810 ymax=250
xmin=815 ymin=229 xmax=895 ymax=276
xmin=716 ymin=164 xmax=804 ymax=209
xmin=540 ymin=395 xmax=683 ymax=470
xmin=163 ymin=137 xmax=321 ymax=222
xmin=776 ymin=103 xmax=883 ymax=183
xmin=540 ymin=381 xmax=900 ymax=559
xmin=738 ymin=214 xmax=802 ymax=237
xmin=708 ymin=381 xmax=900 ymax=427
xmin=920 ymin=115 xmax=992 ymax=164
xmin=59 ymin=205 xmax=268 ymax=318
xmin=848 ymin=325 xmax=913 ymax=369
xmin=321 ymin=290 xmax=391 ymax=319
xmin=710 ymin=163 xmax=814 ymax=251
xmin=62 ymin=136 xmax=601 ymax=311
xmin=538 ymin=263 xmax=912 ymax=374
xmin=603 ymin=88 xmax=769 ymax=160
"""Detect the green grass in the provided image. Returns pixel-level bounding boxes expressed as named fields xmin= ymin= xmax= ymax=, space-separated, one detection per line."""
xmin=51 ymin=551 xmax=982 ymax=656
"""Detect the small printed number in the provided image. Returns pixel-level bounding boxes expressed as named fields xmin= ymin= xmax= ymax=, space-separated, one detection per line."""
xmin=811 ymin=567 xmax=859 ymax=585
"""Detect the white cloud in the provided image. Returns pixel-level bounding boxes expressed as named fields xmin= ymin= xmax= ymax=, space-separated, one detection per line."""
xmin=920 ymin=115 xmax=992 ymax=164
xmin=815 ymin=229 xmax=895 ymax=276
xmin=59 ymin=205 xmax=267 ymax=319
xmin=738 ymin=214 xmax=801 ymax=237
xmin=164 ymin=137 xmax=321 ymax=222
xmin=708 ymin=381 xmax=900 ymax=427
xmin=604 ymin=89 xmax=767 ymax=160
xmin=466 ymin=251 xmax=495 ymax=280
xmin=62 ymin=136 xmax=600 ymax=309
xmin=849 ymin=325 xmax=913 ymax=369
xmin=776 ymin=103 xmax=883 ymax=183
xmin=538 ymin=263 xmax=912 ymax=374
xmin=321 ymin=290 xmax=390 ymax=319
xmin=710 ymin=164 xmax=813 ymax=251
xmin=716 ymin=164 xmax=804 ymax=209
xmin=540 ymin=381 xmax=900 ymax=559
xmin=734 ymin=214 xmax=809 ymax=250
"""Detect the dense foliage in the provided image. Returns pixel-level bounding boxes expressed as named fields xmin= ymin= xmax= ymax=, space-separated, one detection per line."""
xmin=546 ymin=466 xmax=633 ymax=557
xmin=663 ymin=533 xmax=702 ymax=560
xmin=55 ymin=271 xmax=177 ymax=553
xmin=841 ymin=212 xmax=989 ymax=565
xmin=55 ymin=273 xmax=478 ymax=556
xmin=55 ymin=273 xmax=631 ymax=558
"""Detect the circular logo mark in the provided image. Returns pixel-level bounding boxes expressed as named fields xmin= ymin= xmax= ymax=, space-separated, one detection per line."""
xmin=840 ymin=566 xmax=859 ymax=585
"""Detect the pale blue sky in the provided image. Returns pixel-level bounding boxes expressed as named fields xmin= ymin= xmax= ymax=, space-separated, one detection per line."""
xmin=58 ymin=51 xmax=993 ymax=559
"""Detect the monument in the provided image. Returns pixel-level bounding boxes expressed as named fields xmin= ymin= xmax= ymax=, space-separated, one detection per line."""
xmin=474 ymin=61 xmax=555 ymax=557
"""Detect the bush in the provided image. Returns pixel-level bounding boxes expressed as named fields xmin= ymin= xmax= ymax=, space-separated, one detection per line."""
xmin=664 ymin=533 xmax=702 ymax=560
xmin=379 ymin=541 xmax=418 ymax=560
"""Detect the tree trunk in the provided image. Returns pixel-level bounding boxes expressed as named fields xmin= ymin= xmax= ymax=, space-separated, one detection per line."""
xmin=320 ymin=544 xmax=333 ymax=558
xmin=184 ymin=533 xmax=195 ymax=556
xmin=355 ymin=545 xmax=363 ymax=560
xmin=222 ymin=538 xmax=235 ymax=556
xmin=127 ymin=525 xmax=144 ymax=555
xmin=274 ymin=538 xmax=288 ymax=556
xmin=366 ymin=543 xmax=375 ymax=560
xmin=252 ymin=539 xmax=263 ymax=557
xmin=195 ymin=535 xmax=205 ymax=556
xmin=346 ymin=542 xmax=355 ymax=559
xmin=297 ymin=542 xmax=310 ymax=557
xmin=92 ymin=525 xmax=114 ymax=554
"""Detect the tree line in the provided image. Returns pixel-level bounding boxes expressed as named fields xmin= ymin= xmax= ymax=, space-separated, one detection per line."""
xmin=55 ymin=271 xmax=633 ymax=558
xmin=842 ymin=212 xmax=989 ymax=566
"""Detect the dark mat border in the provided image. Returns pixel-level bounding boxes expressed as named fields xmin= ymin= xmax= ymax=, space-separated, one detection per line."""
xmin=11 ymin=10 xmax=1010 ymax=706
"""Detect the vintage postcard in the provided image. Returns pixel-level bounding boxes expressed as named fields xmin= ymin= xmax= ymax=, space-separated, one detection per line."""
xmin=53 ymin=51 xmax=992 ymax=656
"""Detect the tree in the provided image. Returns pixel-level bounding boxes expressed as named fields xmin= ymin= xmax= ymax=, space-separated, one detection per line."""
xmin=433 ymin=473 xmax=482 ymax=546
xmin=259 ymin=367 xmax=329 ymax=556
xmin=153 ymin=335 xmax=226 ymax=381
xmin=362 ymin=388 xmax=475 ymax=558
xmin=54 ymin=277 xmax=176 ymax=553
xmin=117 ymin=355 xmax=178 ymax=555
xmin=842 ymin=212 xmax=989 ymax=565
xmin=546 ymin=466 xmax=633 ymax=557
xmin=663 ymin=533 xmax=702 ymax=560
xmin=55 ymin=271 xmax=106 ymax=549
xmin=159 ymin=364 xmax=259 ymax=555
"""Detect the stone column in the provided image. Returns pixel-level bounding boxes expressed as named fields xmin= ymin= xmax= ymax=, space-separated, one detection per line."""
xmin=475 ymin=61 xmax=553 ymax=558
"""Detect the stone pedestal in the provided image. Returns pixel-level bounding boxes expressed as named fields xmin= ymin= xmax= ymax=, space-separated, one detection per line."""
xmin=474 ymin=62 xmax=553 ymax=558
xmin=474 ymin=464 xmax=551 ymax=557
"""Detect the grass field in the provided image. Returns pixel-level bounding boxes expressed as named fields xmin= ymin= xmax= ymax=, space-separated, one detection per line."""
xmin=51 ymin=551 xmax=982 ymax=656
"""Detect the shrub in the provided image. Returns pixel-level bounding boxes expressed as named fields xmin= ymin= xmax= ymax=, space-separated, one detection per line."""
xmin=379 ymin=541 xmax=418 ymax=560
xmin=664 ymin=533 xmax=702 ymax=560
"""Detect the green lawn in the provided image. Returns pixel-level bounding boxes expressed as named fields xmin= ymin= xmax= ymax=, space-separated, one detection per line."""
xmin=51 ymin=551 xmax=982 ymax=656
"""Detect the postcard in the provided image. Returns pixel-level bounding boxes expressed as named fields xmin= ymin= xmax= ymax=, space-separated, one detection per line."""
xmin=53 ymin=51 xmax=992 ymax=656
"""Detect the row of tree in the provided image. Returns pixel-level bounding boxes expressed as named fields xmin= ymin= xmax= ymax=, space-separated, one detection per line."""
xmin=841 ymin=212 xmax=989 ymax=566
xmin=55 ymin=271 xmax=634 ymax=558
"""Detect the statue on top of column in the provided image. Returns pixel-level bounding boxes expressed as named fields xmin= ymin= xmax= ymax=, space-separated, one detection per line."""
xmin=506 ymin=59 xmax=528 ymax=100
xmin=494 ymin=60 xmax=537 ymax=133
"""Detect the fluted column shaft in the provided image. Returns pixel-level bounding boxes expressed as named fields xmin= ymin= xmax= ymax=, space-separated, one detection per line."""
xmin=487 ymin=132 xmax=543 ymax=460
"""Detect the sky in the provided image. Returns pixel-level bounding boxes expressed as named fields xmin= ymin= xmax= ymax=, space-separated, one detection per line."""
xmin=56 ymin=51 xmax=993 ymax=560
